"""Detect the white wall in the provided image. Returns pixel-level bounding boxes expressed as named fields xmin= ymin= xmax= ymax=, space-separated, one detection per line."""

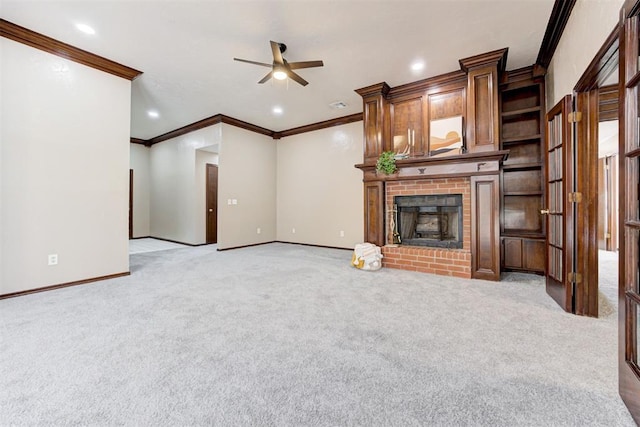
xmin=546 ymin=0 xmax=624 ymax=108
xmin=130 ymin=144 xmax=150 ymax=237
xmin=150 ymin=125 xmax=222 ymax=245
xmin=1 ymin=38 xmax=131 ymax=295
xmin=277 ymin=122 xmax=364 ymax=249
xmin=217 ymin=125 xmax=277 ymax=249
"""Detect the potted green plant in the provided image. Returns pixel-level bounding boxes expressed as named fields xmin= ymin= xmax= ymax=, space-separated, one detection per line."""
xmin=376 ymin=151 xmax=397 ymax=175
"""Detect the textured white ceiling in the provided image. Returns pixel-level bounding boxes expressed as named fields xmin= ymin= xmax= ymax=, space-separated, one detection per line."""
xmin=2 ymin=0 xmax=555 ymax=139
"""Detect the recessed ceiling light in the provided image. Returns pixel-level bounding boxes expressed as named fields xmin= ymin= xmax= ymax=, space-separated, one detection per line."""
xmin=147 ymin=110 xmax=160 ymax=119
xmin=75 ymin=23 xmax=96 ymax=35
xmin=411 ymin=61 xmax=425 ymax=72
xmin=272 ymin=106 xmax=283 ymax=115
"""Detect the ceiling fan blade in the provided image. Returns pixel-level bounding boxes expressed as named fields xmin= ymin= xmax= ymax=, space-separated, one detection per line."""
xmin=258 ymin=72 xmax=273 ymax=84
xmin=288 ymin=60 xmax=324 ymax=70
xmin=270 ymin=40 xmax=284 ymax=64
xmin=287 ymin=70 xmax=308 ymax=86
xmin=234 ymin=58 xmax=272 ymax=68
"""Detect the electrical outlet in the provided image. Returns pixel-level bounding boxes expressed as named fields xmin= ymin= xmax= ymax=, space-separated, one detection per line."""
xmin=227 ymin=199 xmax=232 ymax=205
xmin=340 ymin=230 xmax=345 ymax=237
xmin=292 ymin=228 xmax=296 ymax=234
xmin=232 ymin=199 xmax=237 ymax=205
xmin=257 ymin=227 xmax=261 ymax=234
xmin=48 ymin=254 xmax=58 ymax=266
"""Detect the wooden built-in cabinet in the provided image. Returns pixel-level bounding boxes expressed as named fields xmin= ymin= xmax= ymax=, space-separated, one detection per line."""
xmin=355 ymin=48 xmax=546 ymax=281
xmin=460 ymin=49 xmax=507 ymax=154
xmin=355 ymin=83 xmax=390 ymax=163
xmin=499 ymin=67 xmax=546 ymax=273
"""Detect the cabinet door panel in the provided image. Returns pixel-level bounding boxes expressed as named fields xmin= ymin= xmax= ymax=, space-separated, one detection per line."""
xmin=391 ymin=97 xmax=424 ymax=157
xmin=523 ymin=239 xmax=545 ymax=272
xmin=503 ymin=238 xmax=523 ymax=269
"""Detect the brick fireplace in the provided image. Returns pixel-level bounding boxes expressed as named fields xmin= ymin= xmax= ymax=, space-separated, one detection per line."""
xmin=356 ymin=151 xmax=506 ymax=281
xmin=383 ymin=178 xmax=472 ymax=278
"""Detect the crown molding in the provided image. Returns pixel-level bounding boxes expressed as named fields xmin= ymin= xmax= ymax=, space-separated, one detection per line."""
xmin=273 ymin=113 xmax=362 ymax=139
xmin=354 ymin=82 xmax=391 ymax=98
xmin=220 ymin=115 xmax=274 ymax=137
xmin=388 ymin=70 xmax=467 ymax=99
xmin=147 ymin=114 xmax=225 ymax=145
xmin=130 ymin=138 xmax=150 ymax=146
xmin=134 ymin=112 xmax=363 ymax=145
xmin=459 ymin=48 xmax=508 ymax=73
xmin=0 ymin=19 xmax=142 ymax=81
xmin=535 ymin=0 xmax=577 ymax=69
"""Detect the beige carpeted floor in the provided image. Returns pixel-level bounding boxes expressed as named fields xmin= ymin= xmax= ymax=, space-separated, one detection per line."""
xmin=0 ymin=243 xmax=634 ymax=426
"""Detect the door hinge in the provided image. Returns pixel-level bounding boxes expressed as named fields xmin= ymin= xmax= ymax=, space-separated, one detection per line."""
xmin=568 ymin=192 xmax=583 ymax=203
xmin=605 ymin=232 xmax=611 ymax=239
xmin=568 ymin=111 xmax=583 ymax=123
xmin=568 ymin=272 xmax=583 ymax=284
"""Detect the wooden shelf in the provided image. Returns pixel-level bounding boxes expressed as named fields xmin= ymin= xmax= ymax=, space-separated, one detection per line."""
xmin=501 ymin=134 xmax=542 ymax=144
xmin=501 ymin=106 xmax=541 ymax=118
xmin=500 ymin=73 xmax=545 ymax=275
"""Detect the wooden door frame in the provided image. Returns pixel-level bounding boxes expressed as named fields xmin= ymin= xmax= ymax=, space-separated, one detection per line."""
xmin=619 ymin=0 xmax=640 ymax=420
xmin=570 ymin=26 xmax=620 ymax=317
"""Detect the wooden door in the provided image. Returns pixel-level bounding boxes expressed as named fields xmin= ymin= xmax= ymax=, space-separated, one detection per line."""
xmin=206 ymin=164 xmax=218 ymax=244
xmin=619 ymin=0 xmax=640 ymax=420
xmin=544 ymin=96 xmax=574 ymax=312
xmin=129 ymin=169 xmax=133 ymax=240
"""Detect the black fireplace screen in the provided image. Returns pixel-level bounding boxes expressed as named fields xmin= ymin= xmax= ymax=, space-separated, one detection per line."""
xmin=394 ymin=194 xmax=463 ymax=248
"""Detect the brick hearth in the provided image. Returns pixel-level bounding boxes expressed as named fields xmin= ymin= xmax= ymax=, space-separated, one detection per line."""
xmin=383 ymin=177 xmax=472 ymax=278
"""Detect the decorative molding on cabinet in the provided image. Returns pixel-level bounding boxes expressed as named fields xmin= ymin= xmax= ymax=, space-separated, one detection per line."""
xmin=459 ymin=48 xmax=508 ymax=73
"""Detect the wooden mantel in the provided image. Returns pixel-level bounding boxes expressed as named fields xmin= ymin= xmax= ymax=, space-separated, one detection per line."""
xmin=355 ymin=150 xmax=509 ymax=182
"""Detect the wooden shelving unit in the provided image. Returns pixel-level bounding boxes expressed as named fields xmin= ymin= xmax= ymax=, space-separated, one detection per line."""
xmin=499 ymin=69 xmax=546 ymax=274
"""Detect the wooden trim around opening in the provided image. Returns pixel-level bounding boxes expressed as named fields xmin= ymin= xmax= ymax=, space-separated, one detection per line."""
xmin=0 ymin=19 xmax=142 ymax=81
xmin=574 ymin=25 xmax=620 ymax=92
xmin=536 ymin=0 xmax=578 ymax=69
xmin=0 ymin=271 xmax=130 ymax=300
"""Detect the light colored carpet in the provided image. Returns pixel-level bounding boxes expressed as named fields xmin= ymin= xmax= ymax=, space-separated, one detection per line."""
xmin=0 ymin=243 xmax=634 ymax=426
xmin=599 ymin=249 xmax=618 ymax=318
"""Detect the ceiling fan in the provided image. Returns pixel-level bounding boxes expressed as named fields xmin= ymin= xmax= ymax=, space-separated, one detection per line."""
xmin=234 ymin=41 xmax=324 ymax=86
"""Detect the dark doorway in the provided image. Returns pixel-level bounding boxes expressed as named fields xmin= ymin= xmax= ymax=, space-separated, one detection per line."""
xmin=206 ymin=164 xmax=218 ymax=244
xmin=129 ymin=169 xmax=133 ymax=240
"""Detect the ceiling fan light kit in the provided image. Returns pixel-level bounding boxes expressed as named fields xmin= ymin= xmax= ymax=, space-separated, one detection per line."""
xmin=234 ymin=40 xmax=324 ymax=86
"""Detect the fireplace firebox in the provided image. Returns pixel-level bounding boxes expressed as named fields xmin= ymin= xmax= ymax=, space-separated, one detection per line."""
xmin=394 ymin=194 xmax=463 ymax=248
